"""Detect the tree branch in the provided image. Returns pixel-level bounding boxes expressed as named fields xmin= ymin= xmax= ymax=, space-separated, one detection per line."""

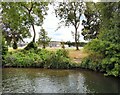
xmin=21 ymin=3 xmax=33 ymax=14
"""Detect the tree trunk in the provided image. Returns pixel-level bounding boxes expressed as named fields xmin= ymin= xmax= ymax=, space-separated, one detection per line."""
xmin=75 ymin=27 xmax=79 ymax=50
xmin=43 ymin=44 xmax=45 ymax=49
xmin=31 ymin=24 xmax=36 ymax=42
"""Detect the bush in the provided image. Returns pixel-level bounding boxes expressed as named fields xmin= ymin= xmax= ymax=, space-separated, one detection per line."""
xmin=56 ymin=49 xmax=69 ymax=58
xmin=2 ymin=45 xmax=8 ymax=55
xmin=24 ymin=41 xmax=38 ymax=50
xmin=45 ymin=52 xmax=71 ymax=69
xmin=4 ymin=50 xmax=43 ymax=67
xmin=2 ymin=37 xmax=8 ymax=65
xmin=3 ymin=49 xmax=72 ymax=69
xmin=81 ymin=39 xmax=120 ymax=77
xmin=38 ymin=49 xmax=71 ymax=69
xmin=2 ymin=37 xmax=8 ymax=55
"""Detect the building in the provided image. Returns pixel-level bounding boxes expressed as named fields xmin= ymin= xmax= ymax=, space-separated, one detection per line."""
xmin=49 ymin=41 xmax=61 ymax=47
xmin=17 ymin=42 xmax=28 ymax=47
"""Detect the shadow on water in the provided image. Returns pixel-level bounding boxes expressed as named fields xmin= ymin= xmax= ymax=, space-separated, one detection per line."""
xmin=2 ymin=68 xmax=120 ymax=93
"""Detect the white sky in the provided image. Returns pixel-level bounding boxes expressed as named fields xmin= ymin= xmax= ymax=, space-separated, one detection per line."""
xmin=24 ymin=4 xmax=87 ymax=43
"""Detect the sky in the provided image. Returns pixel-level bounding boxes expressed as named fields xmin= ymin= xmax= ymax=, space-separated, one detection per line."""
xmin=24 ymin=4 xmax=87 ymax=43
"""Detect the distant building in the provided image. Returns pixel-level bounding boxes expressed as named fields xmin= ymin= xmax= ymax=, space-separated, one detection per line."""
xmin=18 ymin=42 xmax=28 ymax=47
xmin=49 ymin=41 xmax=61 ymax=47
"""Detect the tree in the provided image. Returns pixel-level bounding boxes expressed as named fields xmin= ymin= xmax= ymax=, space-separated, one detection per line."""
xmin=82 ymin=2 xmax=101 ymax=40
xmin=1 ymin=2 xmax=30 ymax=49
xmin=54 ymin=2 xmax=85 ymax=50
xmin=20 ymin=2 xmax=48 ymax=42
xmin=82 ymin=2 xmax=120 ymax=41
xmin=97 ymin=2 xmax=120 ymax=44
xmin=1 ymin=2 xmax=49 ymax=49
xmin=81 ymin=2 xmax=120 ymax=77
xmin=66 ymin=41 xmax=71 ymax=47
xmin=38 ymin=27 xmax=51 ymax=49
xmin=83 ymin=2 xmax=120 ymax=43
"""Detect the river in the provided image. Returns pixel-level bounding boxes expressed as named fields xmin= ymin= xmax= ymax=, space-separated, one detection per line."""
xmin=2 ymin=68 xmax=120 ymax=93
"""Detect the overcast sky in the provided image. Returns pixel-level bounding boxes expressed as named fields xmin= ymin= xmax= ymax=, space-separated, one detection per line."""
xmin=24 ymin=4 xmax=87 ymax=43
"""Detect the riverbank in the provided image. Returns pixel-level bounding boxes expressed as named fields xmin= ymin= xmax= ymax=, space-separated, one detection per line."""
xmin=3 ymin=47 xmax=120 ymax=77
xmin=8 ymin=47 xmax=88 ymax=63
xmin=3 ymin=48 xmax=81 ymax=69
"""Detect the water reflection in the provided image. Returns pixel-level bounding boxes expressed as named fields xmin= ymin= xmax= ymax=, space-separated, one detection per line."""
xmin=2 ymin=68 xmax=119 ymax=93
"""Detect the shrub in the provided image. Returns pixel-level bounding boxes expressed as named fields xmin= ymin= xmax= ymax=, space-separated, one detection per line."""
xmin=2 ymin=37 xmax=8 ymax=55
xmin=24 ymin=41 xmax=38 ymax=50
xmin=40 ymin=49 xmax=71 ymax=69
xmin=81 ymin=39 xmax=120 ymax=77
xmin=2 ymin=37 xmax=8 ymax=65
xmin=56 ymin=49 xmax=69 ymax=58
xmin=3 ymin=49 xmax=72 ymax=69
xmin=3 ymin=50 xmax=42 ymax=67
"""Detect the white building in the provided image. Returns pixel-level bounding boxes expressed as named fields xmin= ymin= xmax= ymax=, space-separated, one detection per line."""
xmin=49 ymin=41 xmax=61 ymax=47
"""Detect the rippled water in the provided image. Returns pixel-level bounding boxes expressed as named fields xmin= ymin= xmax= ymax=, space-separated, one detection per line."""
xmin=2 ymin=68 xmax=120 ymax=93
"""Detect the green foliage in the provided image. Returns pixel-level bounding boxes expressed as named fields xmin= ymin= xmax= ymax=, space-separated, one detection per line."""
xmin=82 ymin=2 xmax=120 ymax=41
xmin=44 ymin=52 xmax=71 ymax=69
xmin=81 ymin=2 xmax=120 ymax=77
xmin=1 ymin=2 xmax=31 ymax=46
xmin=4 ymin=49 xmax=43 ymax=67
xmin=38 ymin=27 xmax=51 ymax=49
xmin=81 ymin=39 xmax=120 ymax=77
xmin=2 ymin=36 xmax=8 ymax=65
xmin=1 ymin=2 xmax=49 ymax=46
xmin=2 ymin=37 xmax=8 ymax=55
xmin=56 ymin=49 xmax=69 ymax=58
xmin=54 ymin=2 xmax=84 ymax=26
xmin=97 ymin=2 xmax=120 ymax=46
xmin=82 ymin=2 xmax=100 ymax=40
xmin=24 ymin=42 xmax=38 ymax=50
xmin=3 ymin=49 xmax=73 ymax=69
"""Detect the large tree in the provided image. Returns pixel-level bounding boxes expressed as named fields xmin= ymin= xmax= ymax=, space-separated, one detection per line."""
xmin=1 ymin=2 xmax=30 ymax=48
xmin=20 ymin=2 xmax=48 ymax=42
xmin=54 ymin=2 xmax=85 ymax=50
xmin=1 ymin=2 xmax=48 ymax=49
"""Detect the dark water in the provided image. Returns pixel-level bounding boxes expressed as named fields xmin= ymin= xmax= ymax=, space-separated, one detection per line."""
xmin=2 ymin=68 xmax=120 ymax=93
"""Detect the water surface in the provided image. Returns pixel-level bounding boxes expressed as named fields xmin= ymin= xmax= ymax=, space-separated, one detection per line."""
xmin=2 ymin=68 xmax=120 ymax=93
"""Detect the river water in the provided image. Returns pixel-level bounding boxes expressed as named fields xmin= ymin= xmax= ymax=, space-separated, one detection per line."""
xmin=2 ymin=68 xmax=120 ymax=93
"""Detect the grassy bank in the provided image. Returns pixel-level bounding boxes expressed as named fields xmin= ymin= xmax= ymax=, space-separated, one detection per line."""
xmin=8 ymin=47 xmax=88 ymax=64
xmin=3 ymin=47 xmax=120 ymax=77
xmin=3 ymin=48 xmax=81 ymax=69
